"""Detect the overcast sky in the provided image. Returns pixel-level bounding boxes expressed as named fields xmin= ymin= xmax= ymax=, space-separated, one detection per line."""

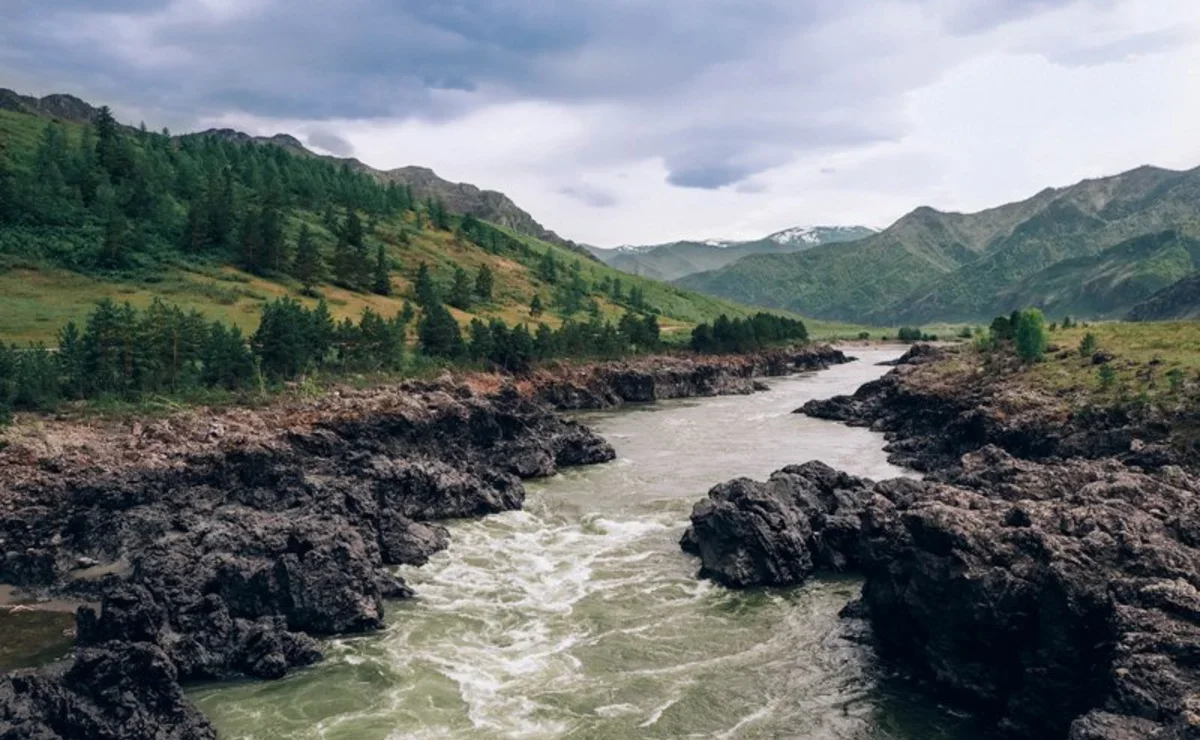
xmin=3 ymin=0 xmax=1197 ymax=246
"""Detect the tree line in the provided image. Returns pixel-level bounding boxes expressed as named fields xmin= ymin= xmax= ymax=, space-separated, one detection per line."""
xmin=0 ymin=289 xmax=667 ymax=420
xmin=690 ymin=313 xmax=808 ymax=354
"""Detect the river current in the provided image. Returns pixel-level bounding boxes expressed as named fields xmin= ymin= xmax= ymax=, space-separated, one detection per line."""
xmin=192 ymin=348 xmax=983 ymax=739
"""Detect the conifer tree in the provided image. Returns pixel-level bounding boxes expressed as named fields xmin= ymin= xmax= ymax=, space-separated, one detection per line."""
xmin=474 ymin=264 xmax=494 ymax=302
xmin=419 ymin=302 xmax=465 ymax=358
xmin=414 ymin=262 xmax=438 ymax=308
xmin=448 ymin=265 xmax=473 ymax=310
xmin=529 ymin=294 xmax=544 ymax=317
xmin=372 ymin=244 xmax=392 ymax=296
xmin=292 ymin=224 xmax=322 ymax=292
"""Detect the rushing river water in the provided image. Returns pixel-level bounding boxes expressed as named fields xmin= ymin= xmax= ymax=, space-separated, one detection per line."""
xmin=192 ymin=349 xmax=984 ymax=739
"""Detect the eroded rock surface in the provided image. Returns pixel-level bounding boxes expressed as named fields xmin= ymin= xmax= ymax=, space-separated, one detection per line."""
xmin=681 ymin=461 xmax=873 ymax=588
xmin=685 ymin=447 xmax=1200 ymax=738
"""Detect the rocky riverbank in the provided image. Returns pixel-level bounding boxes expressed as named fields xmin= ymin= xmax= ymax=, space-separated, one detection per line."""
xmin=0 ymin=344 xmax=848 ymax=739
xmin=800 ymin=343 xmax=1196 ymax=472
xmin=683 ymin=344 xmax=1200 ymax=740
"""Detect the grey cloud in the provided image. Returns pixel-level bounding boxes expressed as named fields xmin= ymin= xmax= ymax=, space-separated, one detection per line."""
xmin=0 ymin=0 xmax=1160 ymax=192
xmin=667 ymin=164 xmax=754 ymax=190
xmin=558 ymin=185 xmax=618 ymax=208
xmin=306 ymin=129 xmax=355 ymax=157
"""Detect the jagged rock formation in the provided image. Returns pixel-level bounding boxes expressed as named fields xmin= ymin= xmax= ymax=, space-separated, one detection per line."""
xmin=685 ymin=345 xmax=1200 ymax=739
xmin=679 ymin=462 xmax=873 ymax=587
xmin=0 ymin=381 xmax=612 ymax=738
xmin=0 ymin=89 xmax=101 ymax=123
xmin=0 ymin=642 xmax=215 ymax=740
xmin=683 ymin=447 xmax=1200 ymax=739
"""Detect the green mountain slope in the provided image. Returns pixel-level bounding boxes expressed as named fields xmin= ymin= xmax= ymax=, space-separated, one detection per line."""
xmin=1127 ymin=273 xmax=1200 ymax=321
xmin=678 ymin=165 xmax=1200 ymax=323
xmin=592 ymin=226 xmax=875 ymax=281
xmin=0 ymin=96 xmax=770 ymax=344
xmin=991 ymin=230 xmax=1200 ymax=319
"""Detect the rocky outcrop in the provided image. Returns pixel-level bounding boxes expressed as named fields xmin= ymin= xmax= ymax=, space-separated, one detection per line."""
xmin=684 ymin=448 xmax=1200 ymax=739
xmin=800 ymin=344 xmax=1195 ymax=472
xmin=680 ymin=462 xmax=874 ymax=588
xmin=539 ymin=345 xmax=850 ymax=410
xmin=0 ymin=380 xmax=614 ymax=739
xmin=861 ymin=448 xmax=1200 ymax=739
xmin=0 ymin=642 xmax=215 ymax=739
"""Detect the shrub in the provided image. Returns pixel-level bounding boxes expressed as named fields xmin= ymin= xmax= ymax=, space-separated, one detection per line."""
xmin=1167 ymin=368 xmax=1185 ymax=393
xmin=1014 ymin=308 xmax=1048 ymax=362
xmin=1079 ymin=333 xmax=1098 ymax=358
xmin=858 ymin=331 xmax=870 ymax=340
xmin=1098 ymin=363 xmax=1117 ymax=390
xmin=897 ymin=326 xmax=923 ymax=343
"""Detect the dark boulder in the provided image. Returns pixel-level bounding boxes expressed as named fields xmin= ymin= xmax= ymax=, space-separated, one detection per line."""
xmin=682 ymin=461 xmax=875 ymax=588
xmin=0 ymin=642 xmax=216 ymax=739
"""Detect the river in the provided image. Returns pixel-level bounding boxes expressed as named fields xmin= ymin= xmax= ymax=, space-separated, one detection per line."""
xmin=191 ymin=348 xmax=985 ymax=739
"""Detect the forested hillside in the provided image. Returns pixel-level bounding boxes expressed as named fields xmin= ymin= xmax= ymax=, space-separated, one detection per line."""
xmin=677 ymin=165 xmax=1200 ymax=323
xmin=0 ymin=100 xmax=770 ymax=346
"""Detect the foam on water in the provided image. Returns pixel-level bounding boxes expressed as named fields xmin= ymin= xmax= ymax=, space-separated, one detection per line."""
xmin=192 ymin=350 xmax=990 ymax=740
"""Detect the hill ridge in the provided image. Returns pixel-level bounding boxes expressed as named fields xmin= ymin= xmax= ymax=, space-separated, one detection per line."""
xmin=678 ymin=163 xmax=1200 ymax=323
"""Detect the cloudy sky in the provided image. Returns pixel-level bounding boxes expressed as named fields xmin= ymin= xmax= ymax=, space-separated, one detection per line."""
xmin=3 ymin=0 xmax=1197 ymax=246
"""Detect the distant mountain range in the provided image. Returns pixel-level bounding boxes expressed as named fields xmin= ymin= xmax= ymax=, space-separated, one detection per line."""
xmin=0 ymin=88 xmax=591 ymax=259
xmin=587 ymin=225 xmax=876 ymax=282
xmin=677 ymin=165 xmax=1200 ymax=324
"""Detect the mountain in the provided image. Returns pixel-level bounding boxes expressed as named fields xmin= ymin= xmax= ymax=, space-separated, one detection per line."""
xmin=189 ymin=127 xmax=590 ymax=258
xmin=0 ymin=88 xmax=588 ymax=258
xmin=991 ymin=230 xmax=1200 ymax=320
xmin=678 ymin=166 xmax=1200 ymax=323
xmin=0 ymin=88 xmax=102 ymax=124
xmin=590 ymin=226 xmax=875 ymax=282
xmin=1127 ymin=273 xmax=1200 ymax=321
xmin=0 ymin=91 xmax=765 ymax=343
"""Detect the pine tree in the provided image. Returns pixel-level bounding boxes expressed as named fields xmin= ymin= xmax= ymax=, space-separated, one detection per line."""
xmin=292 ymin=224 xmax=322 ymax=291
xmin=344 ymin=209 xmax=369 ymax=288
xmin=419 ymin=302 xmax=465 ymax=359
xmin=474 ymin=264 xmax=494 ymax=302
xmin=529 ymin=294 xmax=544 ymax=317
xmin=538 ymin=251 xmax=559 ymax=284
xmin=414 ymin=262 xmax=438 ymax=308
xmin=100 ymin=195 xmax=129 ymax=269
xmin=240 ymin=207 xmax=264 ymax=272
xmin=448 ymin=266 xmax=473 ymax=310
xmin=372 ymin=244 xmax=392 ymax=296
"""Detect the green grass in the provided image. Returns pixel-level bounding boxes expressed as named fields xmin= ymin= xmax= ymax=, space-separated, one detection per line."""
xmin=1028 ymin=321 xmax=1200 ymax=405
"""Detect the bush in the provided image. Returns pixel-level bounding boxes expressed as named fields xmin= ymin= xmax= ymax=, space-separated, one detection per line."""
xmin=1098 ymin=363 xmax=1117 ymax=390
xmin=1014 ymin=308 xmax=1048 ymax=362
xmin=1079 ymin=333 xmax=1098 ymax=358
xmin=1167 ymin=368 xmax=1185 ymax=393
xmin=897 ymin=326 xmax=923 ymax=343
xmin=857 ymin=331 xmax=870 ymax=340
